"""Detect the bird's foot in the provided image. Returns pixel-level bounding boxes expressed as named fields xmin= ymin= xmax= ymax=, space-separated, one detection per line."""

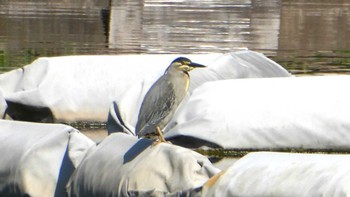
xmin=152 ymin=139 xmax=161 ymax=146
xmin=150 ymin=126 xmax=172 ymax=147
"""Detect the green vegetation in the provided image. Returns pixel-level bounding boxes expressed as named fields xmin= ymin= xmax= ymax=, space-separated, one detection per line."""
xmin=0 ymin=50 xmax=9 ymax=69
xmin=196 ymin=148 xmax=250 ymax=158
xmin=2 ymin=48 xmax=350 ymax=75
xmin=61 ymin=121 xmax=107 ymax=131
xmin=0 ymin=49 xmax=41 ymax=73
xmin=272 ymin=50 xmax=350 ymax=75
xmin=0 ymin=46 xmax=82 ymax=73
xmin=195 ymin=148 xmax=350 ymax=159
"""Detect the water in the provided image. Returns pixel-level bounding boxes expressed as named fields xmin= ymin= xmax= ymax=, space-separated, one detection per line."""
xmin=0 ymin=0 xmax=349 ymax=74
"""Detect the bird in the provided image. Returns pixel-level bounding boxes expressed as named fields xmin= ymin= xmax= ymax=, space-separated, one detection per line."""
xmin=135 ymin=57 xmax=206 ymax=143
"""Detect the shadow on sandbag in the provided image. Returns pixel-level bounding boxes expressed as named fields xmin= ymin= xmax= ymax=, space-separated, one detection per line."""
xmin=54 ymin=147 xmax=75 ymax=197
xmin=123 ymin=139 xmax=152 ymax=164
xmin=107 ymin=102 xmax=133 ymax=135
xmin=168 ymin=135 xmax=222 ymax=149
xmin=0 ymin=183 xmax=28 ymax=197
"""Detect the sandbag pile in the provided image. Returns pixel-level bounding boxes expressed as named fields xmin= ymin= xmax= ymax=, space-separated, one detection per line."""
xmin=202 ymin=152 xmax=350 ymax=196
xmin=0 ymin=120 xmax=95 ymax=197
xmin=0 ymin=54 xmax=220 ymax=122
xmin=0 ymin=50 xmax=290 ymax=123
xmin=67 ymin=133 xmax=220 ymax=196
xmin=165 ymin=75 xmax=350 ymax=149
xmin=2 ymin=51 xmax=350 ymax=196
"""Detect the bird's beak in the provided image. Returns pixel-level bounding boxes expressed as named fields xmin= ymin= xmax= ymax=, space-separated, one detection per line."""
xmin=189 ymin=62 xmax=206 ymax=68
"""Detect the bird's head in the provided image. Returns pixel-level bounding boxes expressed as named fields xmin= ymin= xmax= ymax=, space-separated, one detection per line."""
xmin=167 ymin=57 xmax=206 ymax=73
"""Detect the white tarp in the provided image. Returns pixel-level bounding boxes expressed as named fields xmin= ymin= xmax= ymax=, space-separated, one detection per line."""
xmin=107 ymin=50 xmax=291 ymax=134
xmin=67 ymin=133 xmax=220 ymax=196
xmin=0 ymin=120 xmax=95 ymax=197
xmin=0 ymin=50 xmax=290 ymax=123
xmin=0 ymin=54 xmax=220 ymax=122
xmin=166 ymin=75 xmax=350 ymax=149
xmin=202 ymin=152 xmax=350 ymax=196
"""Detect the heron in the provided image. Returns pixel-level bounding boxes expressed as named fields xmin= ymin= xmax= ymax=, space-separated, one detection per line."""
xmin=135 ymin=57 xmax=206 ymax=142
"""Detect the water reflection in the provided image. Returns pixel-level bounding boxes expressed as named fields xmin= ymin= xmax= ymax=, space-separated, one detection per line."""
xmin=109 ymin=0 xmax=281 ymax=54
xmin=0 ymin=0 xmax=110 ymax=72
xmin=278 ymin=0 xmax=350 ymax=55
xmin=0 ymin=0 xmax=349 ymax=74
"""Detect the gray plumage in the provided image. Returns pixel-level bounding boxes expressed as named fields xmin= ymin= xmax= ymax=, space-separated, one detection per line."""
xmin=135 ymin=57 xmax=205 ymax=141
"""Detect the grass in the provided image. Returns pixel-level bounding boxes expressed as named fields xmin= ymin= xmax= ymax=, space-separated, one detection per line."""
xmin=195 ymin=148 xmax=350 ymax=159
xmin=272 ymin=50 xmax=350 ymax=75
xmin=2 ymin=48 xmax=350 ymax=75
xmin=0 ymin=46 xmax=82 ymax=73
xmin=61 ymin=121 xmax=107 ymax=131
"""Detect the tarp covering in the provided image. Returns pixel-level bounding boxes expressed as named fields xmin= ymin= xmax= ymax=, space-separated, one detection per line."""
xmin=107 ymin=50 xmax=291 ymax=135
xmin=0 ymin=54 xmax=220 ymax=122
xmin=0 ymin=120 xmax=95 ymax=197
xmin=166 ymin=75 xmax=350 ymax=149
xmin=202 ymin=152 xmax=350 ymax=196
xmin=0 ymin=50 xmax=290 ymax=123
xmin=67 ymin=133 xmax=220 ymax=196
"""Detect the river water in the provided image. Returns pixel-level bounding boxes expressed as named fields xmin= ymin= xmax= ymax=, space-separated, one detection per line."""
xmin=0 ymin=0 xmax=349 ymax=75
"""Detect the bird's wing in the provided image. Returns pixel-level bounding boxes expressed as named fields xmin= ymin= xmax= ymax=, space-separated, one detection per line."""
xmin=136 ymin=75 xmax=176 ymax=136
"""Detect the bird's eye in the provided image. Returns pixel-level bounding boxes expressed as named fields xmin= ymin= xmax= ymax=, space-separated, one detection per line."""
xmin=183 ymin=61 xmax=191 ymax=65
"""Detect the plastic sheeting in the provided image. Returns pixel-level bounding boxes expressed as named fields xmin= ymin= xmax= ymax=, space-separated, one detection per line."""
xmin=0 ymin=54 xmax=220 ymax=122
xmin=67 ymin=133 xmax=220 ymax=196
xmin=166 ymin=75 xmax=350 ymax=149
xmin=202 ymin=152 xmax=350 ymax=196
xmin=0 ymin=50 xmax=290 ymax=123
xmin=0 ymin=120 xmax=95 ymax=197
xmin=108 ymin=50 xmax=291 ymax=135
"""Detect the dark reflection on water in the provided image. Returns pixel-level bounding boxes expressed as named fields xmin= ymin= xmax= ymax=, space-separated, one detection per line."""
xmin=109 ymin=0 xmax=281 ymax=54
xmin=0 ymin=0 xmax=349 ymax=74
xmin=0 ymin=0 xmax=110 ymax=71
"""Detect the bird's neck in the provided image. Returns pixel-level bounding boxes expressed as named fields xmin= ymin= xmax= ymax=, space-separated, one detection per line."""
xmin=168 ymin=69 xmax=190 ymax=92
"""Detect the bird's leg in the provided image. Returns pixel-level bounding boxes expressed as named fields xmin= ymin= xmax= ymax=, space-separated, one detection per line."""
xmin=156 ymin=126 xmax=167 ymax=142
xmin=152 ymin=126 xmax=171 ymax=146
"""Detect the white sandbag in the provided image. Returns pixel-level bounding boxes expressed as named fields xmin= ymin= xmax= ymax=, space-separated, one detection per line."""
xmin=0 ymin=54 xmax=219 ymax=122
xmin=108 ymin=50 xmax=291 ymax=134
xmin=0 ymin=120 xmax=95 ymax=197
xmin=166 ymin=75 xmax=350 ymax=149
xmin=188 ymin=50 xmax=291 ymax=92
xmin=0 ymin=91 xmax=6 ymax=119
xmin=0 ymin=67 xmax=23 ymax=95
xmin=67 ymin=133 xmax=220 ymax=196
xmin=202 ymin=152 xmax=350 ymax=196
